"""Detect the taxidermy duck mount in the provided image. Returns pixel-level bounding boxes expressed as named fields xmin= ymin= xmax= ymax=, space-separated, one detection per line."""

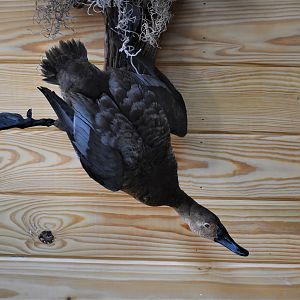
xmin=0 ymin=1 xmax=249 ymax=256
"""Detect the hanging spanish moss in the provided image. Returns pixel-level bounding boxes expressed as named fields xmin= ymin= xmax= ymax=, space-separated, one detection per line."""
xmin=34 ymin=0 xmax=78 ymax=38
xmin=35 ymin=0 xmax=174 ymax=48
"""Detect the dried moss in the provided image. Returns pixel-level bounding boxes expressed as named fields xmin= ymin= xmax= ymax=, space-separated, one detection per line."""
xmin=89 ymin=0 xmax=174 ymax=47
xmin=35 ymin=0 xmax=174 ymax=47
xmin=34 ymin=0 xmax=79 ymax=38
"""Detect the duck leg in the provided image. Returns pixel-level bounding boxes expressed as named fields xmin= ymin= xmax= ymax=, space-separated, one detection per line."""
xmin=0 ymin=109 xmax=55 ymax=131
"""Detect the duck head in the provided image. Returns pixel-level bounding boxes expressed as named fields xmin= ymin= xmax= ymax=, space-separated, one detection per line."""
xmin=176 ymin=196 xmax=249 ymax=257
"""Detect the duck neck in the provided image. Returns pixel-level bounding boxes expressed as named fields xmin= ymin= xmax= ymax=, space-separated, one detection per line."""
xmin=173 ymin=190 xmax=192 ymax=221
xmin=173 ymin=190 xmax=207 ymax=227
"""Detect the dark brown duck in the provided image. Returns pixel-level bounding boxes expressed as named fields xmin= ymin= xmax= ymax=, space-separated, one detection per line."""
xmin=37 ymin=39 xmax=248 ymax=257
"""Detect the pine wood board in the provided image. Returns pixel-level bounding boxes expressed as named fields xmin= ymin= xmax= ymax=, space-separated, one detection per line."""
xmin=1 ymin=129 xmax=300 ymax=199
xmin=2 ymin=0 xmax=300 ymax=66
xmin=165 ymin=0 xmax=300 ymax=66
xmin=1 ymin=64 xmax=300 ymax=134
xmin=0 ymin=257 xmax=299 ymax=300
xmin=0 ymin=192 xmax=299 ymax=263
xmin=0 ymin=0 xmax=299 ymax=297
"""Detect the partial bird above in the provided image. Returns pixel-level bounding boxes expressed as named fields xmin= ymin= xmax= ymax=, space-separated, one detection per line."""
xmin=36 ymin=39 xmax=249 ymax=257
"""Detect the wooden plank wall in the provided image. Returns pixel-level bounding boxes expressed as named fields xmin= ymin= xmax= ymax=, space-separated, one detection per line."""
xmin=0 ymin=0 xmax=300 ymax=299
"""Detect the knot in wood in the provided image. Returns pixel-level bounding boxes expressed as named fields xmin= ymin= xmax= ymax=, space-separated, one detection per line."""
xmin=38 ymin=230 xmax=55 ymax=244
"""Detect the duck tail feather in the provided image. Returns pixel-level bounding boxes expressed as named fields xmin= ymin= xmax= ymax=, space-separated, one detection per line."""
xmin=37 ymin=87 xmax=73 ymax=133
xmin=40 ymin=39 xmax=88 ymax=85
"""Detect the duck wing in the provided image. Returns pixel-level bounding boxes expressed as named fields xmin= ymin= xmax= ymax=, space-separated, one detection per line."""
xmin=108 ymin=71 xmax=171 ymax=149
xmin=38 ymin=87 xmax=142 ymax=192
xmin=110 ymin=68 xmax=187 ymax=137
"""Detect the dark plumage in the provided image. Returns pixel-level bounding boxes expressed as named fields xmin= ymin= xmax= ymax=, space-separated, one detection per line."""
xmin=38 ymin=39 xmax=249 ymax=256
xmin=39 ymin=39 xmax=182 ymax=199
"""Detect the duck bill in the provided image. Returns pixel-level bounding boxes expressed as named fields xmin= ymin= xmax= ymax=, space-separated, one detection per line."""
xmin=214 ymin=225 xmax=249 ymax=257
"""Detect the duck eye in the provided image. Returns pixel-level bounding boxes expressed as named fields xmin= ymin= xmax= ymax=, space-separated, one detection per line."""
xmin=204 ymin=223 xmax=210 ymax=228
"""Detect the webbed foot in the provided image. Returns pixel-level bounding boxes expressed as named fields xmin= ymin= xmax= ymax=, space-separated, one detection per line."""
xmin=0 ymin=109 xmax=55 ymax=131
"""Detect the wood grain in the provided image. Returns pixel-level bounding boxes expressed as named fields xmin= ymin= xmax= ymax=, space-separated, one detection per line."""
xmin=0 ymin=257 xmax=299 ymax=300
xmin=1 ymin=0 xmax=300 ymax=297
xmin=2 ymin=0 xmax=300 ymax=65
xmin=0 ymin=0 xmax=104 ymax=63
xmin=0 ymin=193 xmax=300 ymax=263
xmin=0 ymin=129 xmax=299 ymax=199
xmin=164 ymin=0 xmax=300 ymax=66
xmin=1 ymin=64 xmax=300 ymax=134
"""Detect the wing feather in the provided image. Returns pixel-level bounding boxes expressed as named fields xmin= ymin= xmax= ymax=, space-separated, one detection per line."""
xmin=110 ymin=69 xmax=187 ymax=137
